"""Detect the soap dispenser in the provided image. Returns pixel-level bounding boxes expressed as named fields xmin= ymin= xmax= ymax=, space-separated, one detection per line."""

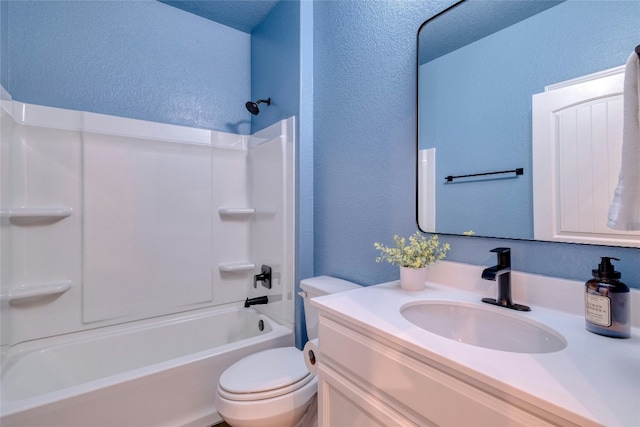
xmin=585 ymin=257 xmax=630 ymax=338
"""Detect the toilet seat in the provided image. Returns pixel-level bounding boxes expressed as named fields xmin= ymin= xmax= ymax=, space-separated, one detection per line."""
xmin=218 ymin=347 xmax=312 ymax=401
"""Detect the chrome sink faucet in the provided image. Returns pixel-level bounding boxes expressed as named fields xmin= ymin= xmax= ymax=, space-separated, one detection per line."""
xmin=481 ymin=247 xmax=530 ymax=311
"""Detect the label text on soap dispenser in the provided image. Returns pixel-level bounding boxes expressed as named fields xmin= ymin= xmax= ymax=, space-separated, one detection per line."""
xmin=586 ymin=293 xmax=611 ymax=327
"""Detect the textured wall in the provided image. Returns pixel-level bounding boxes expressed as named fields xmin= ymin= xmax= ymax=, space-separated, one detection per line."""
xmin=250 ymin=0 xmax=309 ymax=346
xmin=313 ymin=0 xmax=452 ymax=286
xmin=250 ymin=0 xmax=300 ymax=134
xmin=5 ymin=0 xmax=251 ymax=133
xmin=313 ymin=0 xmax=639 ymax=288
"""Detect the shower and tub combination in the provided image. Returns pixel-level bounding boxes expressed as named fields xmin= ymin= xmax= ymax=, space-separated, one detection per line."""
xmin=0 ymin=87 xmax=296 ymax=426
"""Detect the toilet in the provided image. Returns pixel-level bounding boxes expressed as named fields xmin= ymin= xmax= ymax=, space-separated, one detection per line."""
xmin=216 ymin=276 xmax=361 ymax=427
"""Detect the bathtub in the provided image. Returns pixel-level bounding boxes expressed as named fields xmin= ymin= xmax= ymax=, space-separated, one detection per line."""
xmin=0 ymin=305 xmax=293 ymax=427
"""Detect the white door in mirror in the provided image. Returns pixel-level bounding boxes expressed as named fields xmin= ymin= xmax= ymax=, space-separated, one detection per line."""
xmin=533 ymin=65 xmax=640 ymax=248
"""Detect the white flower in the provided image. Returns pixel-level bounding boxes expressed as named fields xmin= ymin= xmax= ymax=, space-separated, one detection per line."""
xmin=374 ymin=232 xmax=450 ymax=268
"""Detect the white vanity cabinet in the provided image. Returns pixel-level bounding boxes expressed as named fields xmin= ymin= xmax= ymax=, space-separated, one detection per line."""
xmin=312 ymin=264 xmax=640 ymax=427
xmin=317 ymin=315 xmax=574 ymax=427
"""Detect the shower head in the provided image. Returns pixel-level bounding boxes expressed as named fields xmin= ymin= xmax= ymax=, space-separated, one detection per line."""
xmin=245 ymin=98 xmax=271 ymax=115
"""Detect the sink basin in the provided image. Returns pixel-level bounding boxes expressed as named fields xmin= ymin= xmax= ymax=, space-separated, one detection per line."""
xmin=401 ymin=301 xmax=567 ymax=354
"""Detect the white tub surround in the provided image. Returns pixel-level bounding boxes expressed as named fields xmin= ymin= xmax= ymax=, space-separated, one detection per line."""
xmin=1 ymin=93 xmax=296 ymax=426
xmin=312 ymin=261 xmax=640 ymax=427
xmin=1 ymin=97 xmax=295 ymax=345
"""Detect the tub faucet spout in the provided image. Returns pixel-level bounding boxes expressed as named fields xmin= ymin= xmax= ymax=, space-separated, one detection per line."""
xmin=481 ymin=248 xmax=530 ymax=311
xmin=244 ymin=296 xmax=268 ymax=308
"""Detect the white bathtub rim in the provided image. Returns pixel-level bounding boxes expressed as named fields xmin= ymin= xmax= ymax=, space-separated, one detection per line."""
xmin=1 ymin=324 xmax=292 ymax=417
xmin=3 ymin=302 xmax=265 ymax=358
xmin=1 ymin=334 xmax=262 ymax=417
xmin=0 ymin=306 xmax=292 ymax=417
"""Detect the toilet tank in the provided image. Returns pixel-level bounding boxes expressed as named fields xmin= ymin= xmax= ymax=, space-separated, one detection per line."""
xmin=300 ymin=276 xmax=361 ymax=340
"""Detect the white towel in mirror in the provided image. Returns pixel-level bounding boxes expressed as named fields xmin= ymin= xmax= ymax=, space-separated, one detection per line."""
xmin=608 ymin=50 xmax=640 ymax=231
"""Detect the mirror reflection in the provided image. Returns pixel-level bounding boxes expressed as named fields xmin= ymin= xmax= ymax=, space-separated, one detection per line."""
xmin=417 ymin=0 xmax=640 ymax=247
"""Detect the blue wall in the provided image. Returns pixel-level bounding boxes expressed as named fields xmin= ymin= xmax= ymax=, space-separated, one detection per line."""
xmin=251 ymin=1 xmax=300 ymax=134
xmin=420 ymin=1 xmax=639 ymax=239
xmin=296 ymin=1 xmax=315 ymax=345
xmin=313 ymin=0 xmax=639 ymax=289
xmin=313 ymin=0 xmax=449 ymax=285
xmin=250 ymin=0 xmax=309 ymax=345
xmin=3 ymin=0 xmax=252 ymax=134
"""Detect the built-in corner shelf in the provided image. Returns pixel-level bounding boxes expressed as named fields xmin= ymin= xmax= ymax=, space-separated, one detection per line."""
xmin=218 ymin=262 xmax=256 ymax=273
xmin=218 ymin=207 xmax=255 ymax=218
xmin=8 ymin=280 xmax=72 ymax=304
xmin=3 ymin=207 xmax=72 ymax=225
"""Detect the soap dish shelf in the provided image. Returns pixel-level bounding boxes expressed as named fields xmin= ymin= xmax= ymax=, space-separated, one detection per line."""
xmin=3 ymin=207 xmax=72 ymax=225
xmin=218 ymin=207 xmax=255 ymax=218
xmin=8 ymin=280 xmax=72 ymax=304
xmin=218 ymin=262 xmax=256 ymax=273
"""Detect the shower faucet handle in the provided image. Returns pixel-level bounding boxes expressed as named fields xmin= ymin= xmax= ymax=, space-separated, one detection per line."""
xmin=254 ymin=265 xmax=272 ymax=289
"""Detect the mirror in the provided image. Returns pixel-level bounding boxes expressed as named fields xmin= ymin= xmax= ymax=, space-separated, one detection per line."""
xmin=417 ymin=0 xmax=640 ymax=247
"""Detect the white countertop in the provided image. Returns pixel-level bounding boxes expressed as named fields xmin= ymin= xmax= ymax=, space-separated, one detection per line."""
xmin=311 ymin=262 xmax=640 ymax=427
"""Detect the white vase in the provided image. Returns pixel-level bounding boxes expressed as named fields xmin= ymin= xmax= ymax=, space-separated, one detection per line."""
xmin=399 ymin=266 xmax=428 ymax=291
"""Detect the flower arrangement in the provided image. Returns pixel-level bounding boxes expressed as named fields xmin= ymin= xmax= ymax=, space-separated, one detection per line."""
xmin=374 ymin=232 xmax=450 ymax=269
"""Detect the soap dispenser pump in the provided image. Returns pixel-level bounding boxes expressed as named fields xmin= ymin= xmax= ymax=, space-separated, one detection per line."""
xmin=585 ymin=257 xmax=630 ymax=338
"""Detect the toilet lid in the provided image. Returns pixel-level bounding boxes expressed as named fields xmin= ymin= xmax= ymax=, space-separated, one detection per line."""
xmin=219 ymin=347 xmax=312 ymax=400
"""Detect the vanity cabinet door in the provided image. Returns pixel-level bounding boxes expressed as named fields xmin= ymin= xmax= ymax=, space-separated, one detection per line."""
xmin=318 ymin=363 xmax=418 ymax=427
xmin=318 ymin=316 xmax=559 ymax=427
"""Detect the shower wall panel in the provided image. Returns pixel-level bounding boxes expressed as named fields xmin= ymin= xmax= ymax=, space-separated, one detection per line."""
xmin=3 ymin=121 xmax=84 ymax=347
xmin=248 ymin=118 xmax=295 ymax=326
xmin=82 ymin=134 xmax=214 ymax=323
xmin=1 ymin=89 xmax=15 ymax=350
xmin=212 ymin=145 xmax=251 ymax=303
xmin=0 ymin=99 xmax=292 ymax=346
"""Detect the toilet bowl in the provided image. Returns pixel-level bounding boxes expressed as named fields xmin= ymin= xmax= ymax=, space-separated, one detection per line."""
xmin=216 ymin=347 xmax=317 ymax=427
xmin=216 ymin=276 xmax=361 ymax=427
